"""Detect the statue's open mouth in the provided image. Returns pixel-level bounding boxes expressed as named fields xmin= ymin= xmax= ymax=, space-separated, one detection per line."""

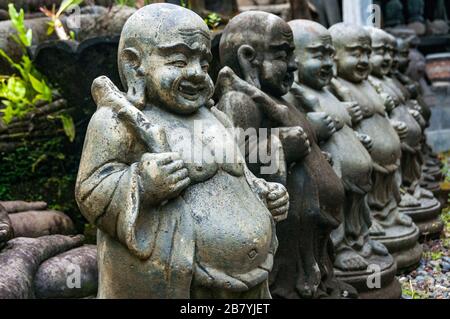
xmin=356 ymin=65 xmax=368 ymax=75
xmin=319 ymin=69 xmax=332 ymax=80
xmin=178 ymin=81 xmax=205 ymax=100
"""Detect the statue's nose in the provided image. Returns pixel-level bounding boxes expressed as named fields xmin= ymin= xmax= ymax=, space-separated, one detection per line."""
xmin=185 ymin=64 xmax=206 ymax=83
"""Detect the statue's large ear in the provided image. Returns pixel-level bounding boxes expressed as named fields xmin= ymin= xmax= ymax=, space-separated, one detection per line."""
xmin=237 ymin=44 xmax=261 ymax=89
xmin=121 ymin=47 xmax=146 ymax=109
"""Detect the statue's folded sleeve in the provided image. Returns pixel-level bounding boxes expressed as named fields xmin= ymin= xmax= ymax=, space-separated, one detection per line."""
xmin=75 ymin=106 xmax=155 ymax=259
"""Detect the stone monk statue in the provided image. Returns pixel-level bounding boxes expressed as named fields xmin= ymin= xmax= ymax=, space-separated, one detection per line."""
xmin=328 ymin=23 xmax=421 ymax=273
xmin=215 ymin=11 xmax=355 ymax=299
xmin=283 ymin=20 xmax=400 ymax=298
xmin=366 ymin=28 xmax=442 ymax=238
xmin=75 ymin=3 xmax=289 ymax=299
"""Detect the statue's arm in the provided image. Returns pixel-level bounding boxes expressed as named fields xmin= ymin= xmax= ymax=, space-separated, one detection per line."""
xmin=75 ymin=107 xmax=189 ymax=259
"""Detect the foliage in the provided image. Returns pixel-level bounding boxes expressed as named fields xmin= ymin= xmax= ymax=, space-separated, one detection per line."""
xmin=47 ymin=113 xmax=76 ymax=142
xmin=180 ymin=0 xmax=191 ymax=9
xmin=0 ymin=4 xmax=53 ymax=124
xmin=402 ymin=282 xmax=429 ymax=299
xmin=41 ymin=0 xmax=84 ymax=40
xmin=0 ymin=136 xmax=85 ymax=231
xmin=8 ymin=4 xmax=32 ymax=48
xmin=204 ymin=12 xmax=221 ymax=30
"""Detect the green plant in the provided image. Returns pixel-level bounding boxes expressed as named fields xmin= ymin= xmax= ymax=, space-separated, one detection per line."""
xmin=0 ymin=136 xmax=85 ymax=231
xmin=204 ymin=12 xmax=221 ymax=30
xmin=41 ymin=0 xmax=83 ymax=40
xmin=48 ymin=113 xmax=76 ymax=142
xmin=0 ymin=4 xmax=53 ymax=124
xmin=180 ymin=0 xmax=191 ymax=9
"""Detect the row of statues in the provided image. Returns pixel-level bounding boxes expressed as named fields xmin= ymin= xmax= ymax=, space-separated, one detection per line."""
xmin=72 ymin=3 xmax=443 ymax=299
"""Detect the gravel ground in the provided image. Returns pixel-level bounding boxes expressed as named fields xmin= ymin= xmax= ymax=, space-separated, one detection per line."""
xmin=398 ymin=206 xmax=450 ymax=299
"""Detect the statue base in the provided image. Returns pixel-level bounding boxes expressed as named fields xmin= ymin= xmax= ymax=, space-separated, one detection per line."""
xmin=400 ymin=197 xmax=443 ymax=239
xmin=335 ymin=254 xmax=401 ymax=299
xmin=372 ymin=224 xmax=422 ymax=274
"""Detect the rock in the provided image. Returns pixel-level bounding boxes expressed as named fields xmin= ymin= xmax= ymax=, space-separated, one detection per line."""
xmin=0 ymin=235 xmax=84 ymax=298
xmin=441 ymin=261 xmax=450 ymax=272
xmin=0 ymin=201 xmax=47 ymax=214
xmin=9 ymin=210 xmax=75 ymax=238
xmin=34 ymin=245 xmax=98 ymax=299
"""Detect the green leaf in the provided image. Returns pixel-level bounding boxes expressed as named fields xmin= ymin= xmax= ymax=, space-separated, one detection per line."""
xmin=47 ymin=21 xmax=55 ymax=36
xmin=29 ymin=73 xmax=45 ymax=94
xmin=54 ymin=114 xmax=76 ymax=142
xmin=31 ymin=154 xmax=48 ymax=173
xmin=57 ymin=0 xmax=84 ymax=17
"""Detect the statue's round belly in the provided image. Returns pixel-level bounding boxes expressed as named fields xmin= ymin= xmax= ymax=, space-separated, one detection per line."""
xmin=357 ymin=114 xmax=401 ymax=166
xmin=183 ymin=170 xmax=273 ymax=275
xmin=322 ymin=126 xmax=372 ymax=188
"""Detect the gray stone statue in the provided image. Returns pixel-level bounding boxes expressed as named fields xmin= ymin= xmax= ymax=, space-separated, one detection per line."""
xmin=366 ymin=28 xmax=442 ymax=238
xmin=283 ymin=19 xmax=400 ymax=298
xmin=328 ymin=23 xmax=422 ymax=274
xmin=75 ymin=3 xmax=290 ymax=299
xmin=395 ymin=37 xmax=444 ymax=203
xmin=215 ymin=11 xmax=356 ymax=299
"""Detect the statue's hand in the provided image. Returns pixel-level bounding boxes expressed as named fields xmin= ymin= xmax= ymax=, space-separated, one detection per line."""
xmin=306 ymin=112 xmax=336 ymax=142
xmin=279 ymin=126 xmax=311 ymax=159
xmin=138 ymin=152 xmax=190 ymax=206
xmin=380 ymin=92 xmax=396 ymax=113
xmin=391 ymin=120 xmax=408 ymax=141
xmin=266 ymin=182 xmax=289 ymax=222
xmin=343 ymin=101 xmax=363 ymax=124
xmin=356 ymin=132 xmax=373 ymax=152
xmin=409 ymin=109 xmax=422 ymax=123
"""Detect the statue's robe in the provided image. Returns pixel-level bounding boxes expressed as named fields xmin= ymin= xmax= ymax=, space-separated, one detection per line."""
xmin=75 ymin=78 xmax=278 ymax=298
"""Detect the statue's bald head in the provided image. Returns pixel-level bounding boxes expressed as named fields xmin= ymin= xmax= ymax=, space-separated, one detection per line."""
xmin=118 ymin=3 xmax=210 ymax=88
xmin=289 ymin=19 xmax=331 ymax=51
xmin=329 ymin=23 xmax=371 ymax=83
xmin=116 ymin=3 xmax=213 ymax=113
xmin=329 ymin=23 xmax=371 ymax=51
xmin=289 ymin=19 xmax=335 ymax=89
xmin=219 ymin=11 xmax=293 ymax=77
xmin=365 ymin=26 xmax=391 ymax=48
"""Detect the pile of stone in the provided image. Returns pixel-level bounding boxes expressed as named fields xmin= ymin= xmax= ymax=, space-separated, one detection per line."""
xmin=0 ymin=201 xmax=97 ymax=299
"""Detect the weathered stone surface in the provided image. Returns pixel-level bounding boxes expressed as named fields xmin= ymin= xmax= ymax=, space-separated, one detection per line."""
xmin=0 ymin=234 xmax=84 ymax=299
xmin=9 ymin=210 xmax=75 ymax=238
xmin=284 ymin=19 xmax=399 ymax=298
xmin=216 ymin=11 xmax=355 ymax=299
xmin=75 ymin=3 xmax=288 ymax=299
xmin=329 ymin=23 xmax=422 ymax=273
xmin=34 ymin=245 xmax=97 ymax=299
xmin=0 ymin=201 xmax=47 ymax=213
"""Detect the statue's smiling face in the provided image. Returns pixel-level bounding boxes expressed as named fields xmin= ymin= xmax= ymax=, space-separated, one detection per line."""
xmin=335 ymin=35 xmax=372 ymax=83
xmin=370 ymin=35 xmax=393 ymax=77
xmin=296 ymin=34 xmax=335 ymax=90
xmin=144 ymin=30 xmax=214 ymax=114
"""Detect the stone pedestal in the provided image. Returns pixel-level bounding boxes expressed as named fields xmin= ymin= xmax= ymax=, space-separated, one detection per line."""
xmin=372 ymin=224 xmax=422 ymax=274
xmin=400 ymin=197 xmax=443 ymax=239
xmin=335 ymin=254 xmax=401 ymax=299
